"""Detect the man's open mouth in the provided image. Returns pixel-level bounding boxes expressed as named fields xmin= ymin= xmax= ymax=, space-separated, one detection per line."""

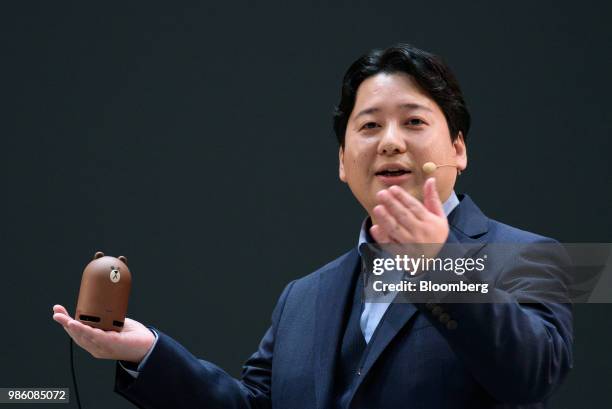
xmin=375 ymin=169 xmax=412 ymax=176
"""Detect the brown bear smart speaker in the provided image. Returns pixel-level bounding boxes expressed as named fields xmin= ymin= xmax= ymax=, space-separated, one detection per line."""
xmin=75 ymin=251 xmax=132 ymax=331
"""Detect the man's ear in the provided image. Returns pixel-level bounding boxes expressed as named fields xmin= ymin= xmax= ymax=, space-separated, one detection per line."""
xmin=453 ymin=131 xmax=468 ymax=172
xmin=338 ymin=146 xmax=347 ymax=183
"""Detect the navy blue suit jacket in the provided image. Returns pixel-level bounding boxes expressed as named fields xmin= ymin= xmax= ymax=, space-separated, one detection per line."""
xmin=115 ymin=194 xmax=573 ymax=408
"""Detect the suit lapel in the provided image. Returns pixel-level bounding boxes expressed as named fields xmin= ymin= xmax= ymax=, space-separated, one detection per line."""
xmin=348 ymin=301 xmax=418 ymax=398
xmin=313 ymin=248 xmax=360 ymax=409
xmin=447 ymin=194 xmax=489 ymax=239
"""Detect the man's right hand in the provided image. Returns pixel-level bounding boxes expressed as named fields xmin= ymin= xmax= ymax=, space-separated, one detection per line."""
xmin=52 ymin=305 xmax=155 ymax=364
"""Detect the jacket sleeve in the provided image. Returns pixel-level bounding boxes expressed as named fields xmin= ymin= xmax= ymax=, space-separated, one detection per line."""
xmin=114 ymin=280 xmax=296 ymax=409
xmin=415 ymin=239 xmax=574 ymax=404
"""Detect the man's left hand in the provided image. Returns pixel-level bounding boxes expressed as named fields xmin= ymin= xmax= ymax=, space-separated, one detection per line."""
xmin=370 ymin=178 xmax=450 ymax=253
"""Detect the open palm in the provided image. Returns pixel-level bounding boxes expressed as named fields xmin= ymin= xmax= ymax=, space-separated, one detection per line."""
xmin=52 ymin=304 xmax=155 ymax=363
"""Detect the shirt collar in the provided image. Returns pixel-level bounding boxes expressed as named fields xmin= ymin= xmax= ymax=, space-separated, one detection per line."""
xmin=357 ymin=190 xmax=460 ymax=255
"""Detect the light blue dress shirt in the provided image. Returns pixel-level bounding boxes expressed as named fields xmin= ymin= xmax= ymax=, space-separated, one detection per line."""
xmin=122 ymin=190 xmax=460 ymax=376
xmin=358 ymin=190 xmax=460 ymax=343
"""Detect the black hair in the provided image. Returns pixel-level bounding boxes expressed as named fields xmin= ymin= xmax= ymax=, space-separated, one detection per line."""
xmin=333 ymin=43 xmax=471 ymax=147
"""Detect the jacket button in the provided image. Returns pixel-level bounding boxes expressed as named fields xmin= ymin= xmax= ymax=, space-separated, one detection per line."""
xmin=439 ymin=313 xmax=450 ymax=324
xmin=446 ymin=320 xmax=458 ymax=330
xmin=432 ymin=306 xmax=443 ymax=316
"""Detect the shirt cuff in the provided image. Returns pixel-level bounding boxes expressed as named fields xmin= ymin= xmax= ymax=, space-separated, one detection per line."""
xmin=118 ymin=328 xmax=159 ymax=378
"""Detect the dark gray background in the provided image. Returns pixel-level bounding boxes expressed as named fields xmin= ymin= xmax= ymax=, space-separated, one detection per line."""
xmin=2 ymin=1 xmax=611 ymax=408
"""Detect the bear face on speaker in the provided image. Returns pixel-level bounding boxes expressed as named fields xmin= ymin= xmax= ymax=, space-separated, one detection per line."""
xmin=75 ymin=251 xmax=132 ymax=332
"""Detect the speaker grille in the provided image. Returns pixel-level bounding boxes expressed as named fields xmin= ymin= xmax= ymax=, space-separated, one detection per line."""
xmin=79 ymin=314 xmax=101 ymax=323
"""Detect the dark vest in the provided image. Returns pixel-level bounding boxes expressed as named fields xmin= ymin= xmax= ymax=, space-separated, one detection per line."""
xmin=332 ymin=258 xmax=368 ymax=409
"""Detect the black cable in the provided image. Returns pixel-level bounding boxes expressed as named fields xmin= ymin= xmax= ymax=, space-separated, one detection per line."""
xmin=69 ymin=338 xmax=82 ymax=409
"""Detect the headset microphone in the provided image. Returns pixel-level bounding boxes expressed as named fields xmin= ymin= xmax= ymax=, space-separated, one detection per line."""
xmin=422 ymin=161 xmax=462 ymax=175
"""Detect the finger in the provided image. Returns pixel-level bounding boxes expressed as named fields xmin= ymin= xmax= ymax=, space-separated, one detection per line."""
xmin=60 ymin=319 xmax=93 ymax=348
xmin=70 ymin=331 xmax=103 ymax=356
xmin=53 ymin=312 xmax=72 ymax=326
xmin=53 ymin=304 xmax=70 ymax=316
xmin=52 ymin=313 xmax=89 ymax=343
xmin=370 ymin=224 xmax=391 ymax=244
xmin=70 ymin=320 xmax=119 ymax=346
xmin=66 ymin=321 xmax=107 ymax=353
xmin=53 ymin=316 xmax=98 ymax=353
xmin=373 ymin=204 xmax=410 ymax=243
xmin=388 ymin=185 xmax=428 ymax=220
xmin=68 ymin=319 xmax=104 ymax=340
xmin=423 ymin=178 xmax=444 ymax=217
xmin=376 ymin=189 xmax=420 ymax=230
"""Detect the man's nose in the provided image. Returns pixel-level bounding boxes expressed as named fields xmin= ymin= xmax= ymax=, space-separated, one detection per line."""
xmin=377 ymin=125 xmax=407 ymax=155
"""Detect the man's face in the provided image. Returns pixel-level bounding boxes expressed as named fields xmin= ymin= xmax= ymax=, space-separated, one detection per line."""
xmin=339 ymin=72 xmax=467 ymax=220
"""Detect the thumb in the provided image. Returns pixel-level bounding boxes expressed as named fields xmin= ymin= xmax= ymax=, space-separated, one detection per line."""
xmin=424 ymin=178 xmax=444 ymax=217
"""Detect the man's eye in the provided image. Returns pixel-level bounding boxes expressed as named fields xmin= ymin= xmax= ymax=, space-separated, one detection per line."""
xmin=406 ymin=118 xmax=425 ymax=126
xmin=361 ymin=122 xmax=379 ymax=130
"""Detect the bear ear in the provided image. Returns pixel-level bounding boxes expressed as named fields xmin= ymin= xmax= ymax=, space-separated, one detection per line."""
xmin=94 ymin=251 xmax=105 ymax=259
xmin=118 ymin=255 xmax=128 ymax=265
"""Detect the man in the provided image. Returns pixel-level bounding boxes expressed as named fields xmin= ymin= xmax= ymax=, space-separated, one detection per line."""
xmin=52 ymin=43 xmax=573 ymax=408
